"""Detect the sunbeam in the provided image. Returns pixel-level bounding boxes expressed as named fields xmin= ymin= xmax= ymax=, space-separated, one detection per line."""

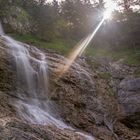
xmin=58 ymin=18 xmax=105 ymax=78
xmin=58 ymin=0 xmax=117 ymax=77
xmin=49 ymin=0 xmax=117 ymax=101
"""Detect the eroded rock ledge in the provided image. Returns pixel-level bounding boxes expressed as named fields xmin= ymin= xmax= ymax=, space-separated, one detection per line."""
xmin=0 ymin=37 xmax=140 ymax=140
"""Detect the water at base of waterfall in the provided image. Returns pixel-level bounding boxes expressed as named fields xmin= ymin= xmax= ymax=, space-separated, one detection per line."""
xmin=0 ymin=22 xmax=95 ymax=140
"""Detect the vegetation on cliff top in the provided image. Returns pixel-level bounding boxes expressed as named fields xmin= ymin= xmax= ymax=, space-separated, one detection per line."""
xmin=0 ymin=0 xmax=140 ymax=66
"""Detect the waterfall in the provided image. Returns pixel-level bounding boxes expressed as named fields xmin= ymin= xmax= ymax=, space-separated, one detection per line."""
xmin=0 ymin=22 xmax=95 ymax=140
xmin=2 ymin=35 xmax=67 ymax=128
xmin=0 ymin=22 xmax=68 ymax=127
xmin=0 ymin=21 xmax=4 ymax=35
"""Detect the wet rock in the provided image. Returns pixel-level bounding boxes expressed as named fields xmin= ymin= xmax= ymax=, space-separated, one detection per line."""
xmin=0 ymin=120 xmax=89 ymax=140
xmin=118 ymin=78 xmax=140 ymax=115
xmin=117 ymin=78 xmax=140 ymax=130
xmin=114 ymin=122 xmax=139 ymax=140
xmin=44 ymin=51 xmax=124 ymax=140
xmin=0 ymin=44 xmax=16 ymax=92
xmin=119 ymin=78 xmax=140 ymax=91
xmin=0 ymin=37 xmax=140 ymax=140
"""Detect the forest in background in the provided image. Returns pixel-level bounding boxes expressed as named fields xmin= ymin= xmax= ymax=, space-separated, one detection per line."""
xmin=0 ymin=0 xmax=140 ymax=66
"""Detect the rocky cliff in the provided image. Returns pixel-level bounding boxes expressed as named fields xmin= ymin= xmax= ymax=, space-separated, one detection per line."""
xmin=0 ymin=37 xmax=140 ymax=140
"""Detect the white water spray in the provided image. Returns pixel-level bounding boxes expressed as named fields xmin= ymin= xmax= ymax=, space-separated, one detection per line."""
xmin=0 ymin=21 xmax=4 ymax=35
xmin=0 ymin=22 xmax=95 ymax=140
xmin=3 ymin=33 xmax=68 ymax=128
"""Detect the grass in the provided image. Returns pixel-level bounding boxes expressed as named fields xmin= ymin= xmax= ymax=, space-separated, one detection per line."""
xmin=85 ymin=47 xmax=110 ymax=57
xmin=8 ymin=33 xmax=76 ymax=55
xmin=97 ymin=72 xmax=112 ymax=79
xmin=86 ymin=59 xmax=101 ymax=70
xmin=124 ymin=53 xmax=140 ymax=66
xmin=85 ymin=46 xmax=140 ymax=66
xmin=9 ymin=33 xmax=140 ymax=66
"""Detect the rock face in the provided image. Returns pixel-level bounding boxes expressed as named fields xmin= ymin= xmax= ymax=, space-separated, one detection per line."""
xmin=118 ymin=78 xmax=140 ymax=114
xmin=118 ymin=78 xmax=140 ymax=129
xmin=0 ymin=119 xmax=93 ymax=140
xmin=0 ymin=37 xmax=95 ymax=140
xmin=45 ymin=52 xmax=122 ymax=140
xmin=0 ymin=37 xmax=140 ymax=140
xmin=84 ymin=57 xmax=140 ymax=139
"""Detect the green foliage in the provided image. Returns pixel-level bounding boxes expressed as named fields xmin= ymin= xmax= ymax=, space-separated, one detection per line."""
xmin=124 ymin=53 xmax=140 ymax=66
xmin=85 ymin=47 xmax=110 ymax=57
xmin=9 ymin=33 xmax=76 ymax=55
xmin=86 ymin=58 xmax=101 ymax=70
xmin=0 ymin=0 xmax=140 ymax=65
xmin=134 ymin=69 xmax=140 ymax=78
xmin=111 ymin=47 xmax=140 ymax=66
xmin=108 ymin=88 xmax=115 ymax=97
xmin=60 ymin=0 xmax=97 ymax=38
xmin=97 ymin=72 xmax=112 ymax=79
xmin=85 ymin=46 xmax=140 ymax=66
xmin=10 ymin=32 xmax=140 ymax=67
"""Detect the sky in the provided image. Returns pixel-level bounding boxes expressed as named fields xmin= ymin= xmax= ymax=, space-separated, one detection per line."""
xmin=47 ymin=0 xmax=140 ymax=11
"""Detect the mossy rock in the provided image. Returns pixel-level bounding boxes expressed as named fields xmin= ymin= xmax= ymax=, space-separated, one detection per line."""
xmin=134 ymin=68 xmax=140 ymax=78
xmin=97 ymin=72 xmax=112 ymax=79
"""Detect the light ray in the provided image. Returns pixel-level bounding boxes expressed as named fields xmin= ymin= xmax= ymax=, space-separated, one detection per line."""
xmin=104 ymin=0 xmax=117 ymax=19
xmin=48 ymin=0 xmax=117 ymax=101
xmin=58 ymin=18 xmax=105 ymax=78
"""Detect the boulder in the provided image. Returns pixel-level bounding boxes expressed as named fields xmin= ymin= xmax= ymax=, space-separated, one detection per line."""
xmin=117 ymin=78 xmax=140 ymax=129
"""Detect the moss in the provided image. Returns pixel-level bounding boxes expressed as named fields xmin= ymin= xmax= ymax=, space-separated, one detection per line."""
xmin=124 ymin=53 xmax=140 ymax=66
xmin=85 ymin=47 xmax=111 ymax=57
xmin=85 ymin=46 xmax=140 ymax=66
xmin=86 ymin=59 xmax=101 ymax=70
xmin=97 ymin=72 xmax=112 ymax=79
xmin=134 ymin=68 xmax=140 ymax=78
xmin=108 ymin=88 xmax=115 ymax=96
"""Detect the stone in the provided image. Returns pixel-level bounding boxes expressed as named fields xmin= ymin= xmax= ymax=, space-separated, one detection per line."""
xmin=0 ymin=36 xmax=140 ymax=140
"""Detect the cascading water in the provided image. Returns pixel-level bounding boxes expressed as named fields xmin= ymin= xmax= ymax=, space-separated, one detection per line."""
xmin=0 ymin=22 xmax=4 ymax=35
xmin=0 ymin=22 xmax=95 ymax=140
xmin=2 ymin=34 xmax=68 ymax=128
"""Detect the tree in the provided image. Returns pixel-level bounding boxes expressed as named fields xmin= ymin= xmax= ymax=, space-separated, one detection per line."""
xmin=60 ymin=0 xmax=99 ymax=39
xmin=117 ymin=0 xmax=140 ymax=12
